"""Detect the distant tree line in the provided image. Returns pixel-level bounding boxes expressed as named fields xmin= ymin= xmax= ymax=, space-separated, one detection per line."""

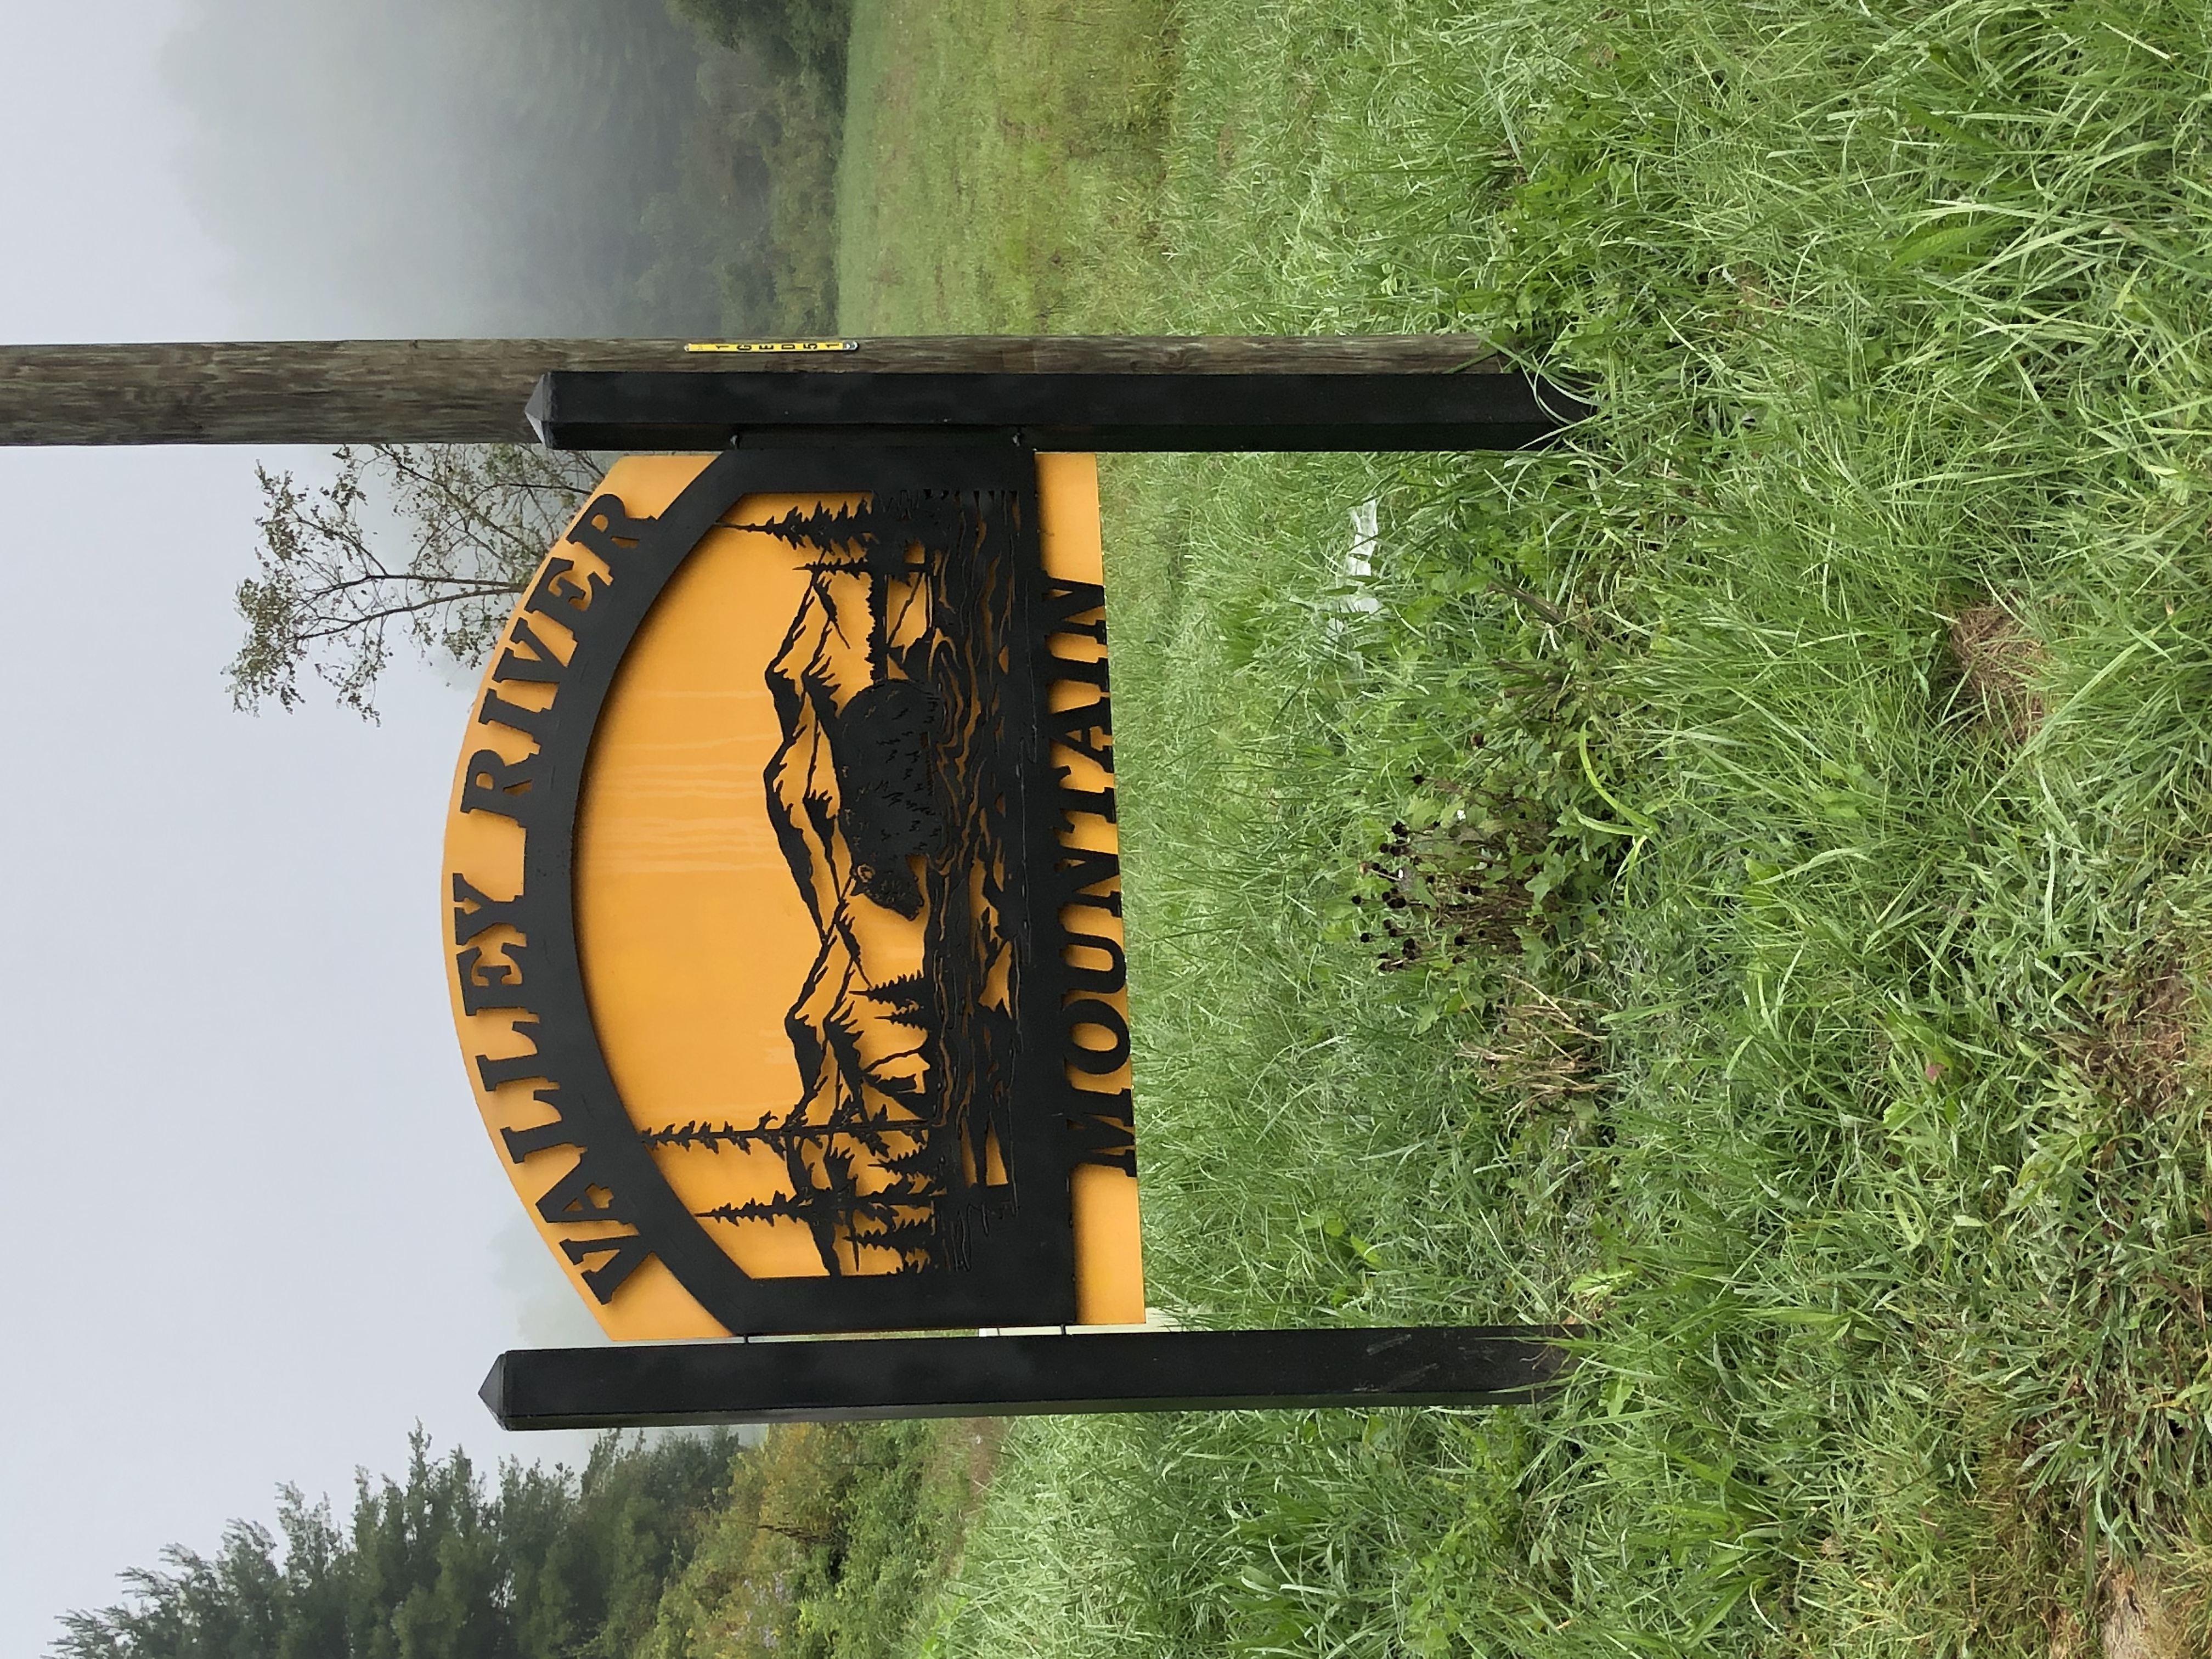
xmin=674 ymin=0 xmax=851 ymax=97
xmin=55 ymin=1431 xmax=738 ymax=1659
xmin=648 ymin=0 xmax=851 ymax=340
xmin=54 ymin=1421 xmax=968 ymax=1659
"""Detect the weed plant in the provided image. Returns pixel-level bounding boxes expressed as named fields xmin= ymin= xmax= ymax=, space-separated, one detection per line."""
xmin=646 ymin=1421 xmax=991 ymax=1659
xmin=842 ymin=0 xmax=2212 ymax=1652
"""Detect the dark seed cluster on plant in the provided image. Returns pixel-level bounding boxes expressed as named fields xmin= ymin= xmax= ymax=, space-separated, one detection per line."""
xmin=1357 ymin=779 xmax=1566 ymax=979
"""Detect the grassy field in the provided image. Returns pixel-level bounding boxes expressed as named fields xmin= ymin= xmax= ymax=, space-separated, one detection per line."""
xmin=834 ymin=1 xmax=2212 ymax=1655
xmin=835 ymin=0 xmax=1171 ymax=332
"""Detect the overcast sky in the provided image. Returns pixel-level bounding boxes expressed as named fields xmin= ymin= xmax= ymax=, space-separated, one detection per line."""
xmin=0 ymin=5 xmax=606 ymax=1652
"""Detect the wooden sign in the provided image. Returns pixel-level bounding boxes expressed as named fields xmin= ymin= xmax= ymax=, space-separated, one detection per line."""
xmin=443 ymin=448 xmax=1142 ymax=1339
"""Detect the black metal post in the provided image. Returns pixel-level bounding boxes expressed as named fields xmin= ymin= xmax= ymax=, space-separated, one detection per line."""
xmin=481 ymin=1327 xmax=1565 ymax=1429
xmin=525 ymin=370 xmax=1589 ymax=453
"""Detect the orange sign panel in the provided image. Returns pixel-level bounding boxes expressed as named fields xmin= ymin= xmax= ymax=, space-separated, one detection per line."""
xmin=444 ymin=449 xmax=1141 ymax=1339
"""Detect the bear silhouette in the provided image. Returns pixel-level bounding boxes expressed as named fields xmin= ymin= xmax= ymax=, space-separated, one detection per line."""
xmin=830 ymin=679 xmax=943 ymax=918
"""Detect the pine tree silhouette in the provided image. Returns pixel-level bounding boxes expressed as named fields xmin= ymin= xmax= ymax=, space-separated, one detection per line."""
xmin=736 ymin=499 xmax=882 ymax=560
xmin=667 ymin=486 xmax=1054 ymax=1288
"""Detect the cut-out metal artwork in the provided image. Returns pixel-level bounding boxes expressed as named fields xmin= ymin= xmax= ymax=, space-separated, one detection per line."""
xmin=444 ymin=448 xmax=1139 ymax=1339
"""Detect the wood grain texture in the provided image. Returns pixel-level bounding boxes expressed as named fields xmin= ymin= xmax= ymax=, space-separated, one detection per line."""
xmin=0 ymin=337 xmax=1508 ymax=446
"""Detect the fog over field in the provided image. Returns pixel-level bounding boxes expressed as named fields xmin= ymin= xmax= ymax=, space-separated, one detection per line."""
xmin=163 ymin=0 xmax=740 ymax=335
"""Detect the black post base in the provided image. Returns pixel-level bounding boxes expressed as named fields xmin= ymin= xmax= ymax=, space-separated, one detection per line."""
xmin=480 ymin=1326 xmax=1565 ymax=1429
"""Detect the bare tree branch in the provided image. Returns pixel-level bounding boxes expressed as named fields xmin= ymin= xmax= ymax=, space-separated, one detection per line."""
xmin=229 ymin=443 xmax=605 ymax=720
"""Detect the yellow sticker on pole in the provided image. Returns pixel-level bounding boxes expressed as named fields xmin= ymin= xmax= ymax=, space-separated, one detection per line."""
xmin=682 ymin=340 xmax=860 ymax=354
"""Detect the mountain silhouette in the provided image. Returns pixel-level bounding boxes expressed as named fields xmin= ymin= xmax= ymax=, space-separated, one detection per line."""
xmin=647 ymin=490 xmax=1030 ymax=1277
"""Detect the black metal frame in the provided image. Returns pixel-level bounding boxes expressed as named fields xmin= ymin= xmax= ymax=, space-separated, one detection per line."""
xmin=466 ymin=362 xmax=1581 ymax=1423
xmin=455 ymin=445 xmax=1131 ymax=1335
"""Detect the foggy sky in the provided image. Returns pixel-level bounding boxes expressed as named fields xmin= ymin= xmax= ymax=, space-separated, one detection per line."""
xmin=162 ymin=0 xmax=724 ymax=336
xmin=0 ymin=2 xmax=720 ymax=1653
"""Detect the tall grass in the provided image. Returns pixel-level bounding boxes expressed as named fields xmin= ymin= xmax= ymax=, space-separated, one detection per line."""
xmin=842 ymin=0 xmax=2212 ymax=1652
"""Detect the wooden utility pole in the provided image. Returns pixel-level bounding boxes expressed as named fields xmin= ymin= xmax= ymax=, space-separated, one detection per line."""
xmin=0 ymin=336 xmax=1539 ymax=447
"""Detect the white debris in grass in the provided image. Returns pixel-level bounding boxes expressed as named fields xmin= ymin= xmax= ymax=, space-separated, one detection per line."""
xmin=1324 ymin=498 xmax=1383 ymax=645
xmin=1344 ymin=497 xmax=1380 ymax=606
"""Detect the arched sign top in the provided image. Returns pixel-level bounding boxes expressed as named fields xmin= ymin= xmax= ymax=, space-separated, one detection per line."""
xmin=443 ymin=449 xmax=1141 ymax=1340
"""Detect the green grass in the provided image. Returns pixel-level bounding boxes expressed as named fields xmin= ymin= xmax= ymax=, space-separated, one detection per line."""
xmin=838 ymin=1 xmax=2212 ymax=1654
xmin=646 ymin=1420 xmax=1000 ymax=1658
xmin=835 ymin=0 xmax=1171 ymax=332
